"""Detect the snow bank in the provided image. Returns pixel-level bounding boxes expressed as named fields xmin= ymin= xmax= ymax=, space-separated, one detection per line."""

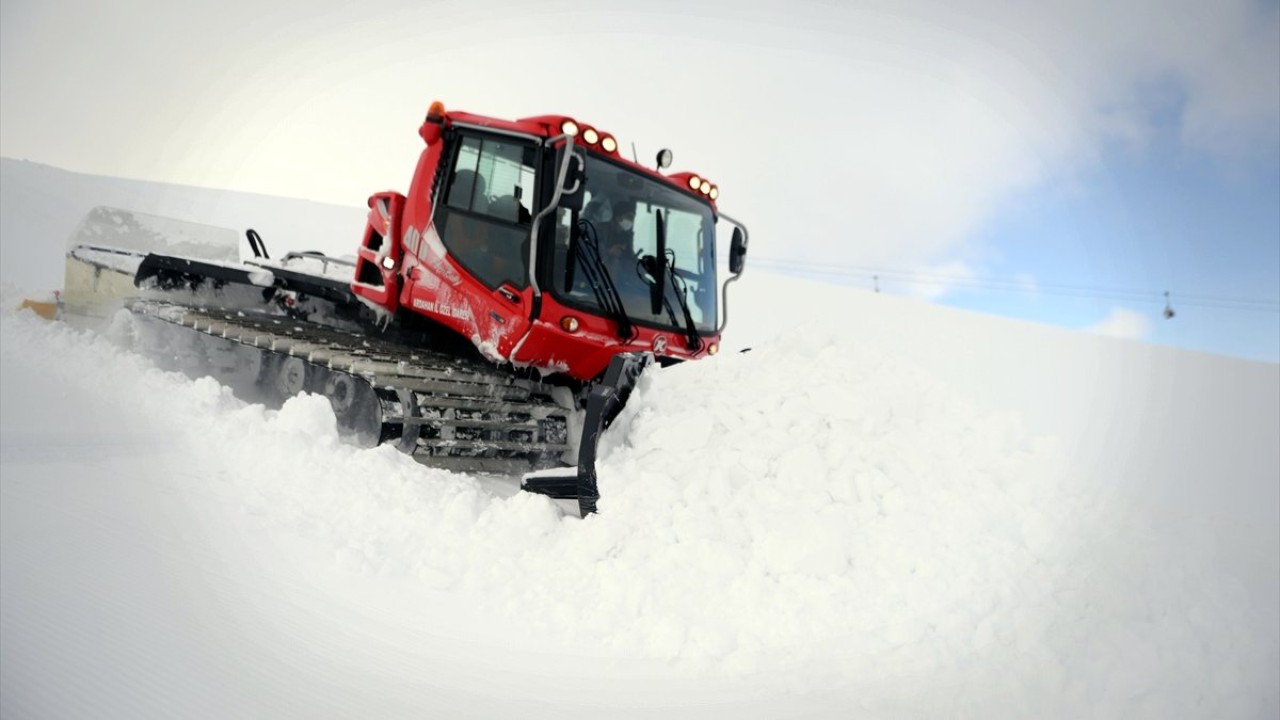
xmin=1 ymin=161 xmax=1275 ymax=719
xmin=596 ymin=326 xmax=1277 ymax=716
xmin=3 ymin=286 xmax=1276 ymax=718
xmin=597 ymin=330 xmax=1077 ymax=669
xmin=0 ymin=158 xmax=365 ymax=294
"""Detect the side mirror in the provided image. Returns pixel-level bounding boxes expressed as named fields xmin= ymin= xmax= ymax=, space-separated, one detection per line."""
xmin=729 ymin=226 xmax=747 ymax=275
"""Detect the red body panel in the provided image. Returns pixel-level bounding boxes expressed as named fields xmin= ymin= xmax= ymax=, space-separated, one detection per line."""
xmin=398 ymin=230 xmax=534 ymax=364
xmin=351 ymin=105 xmax=723 ymax=382
xmin=352 ymin=192 xmax=405 ymax=311
xmin=513 ymin=294 xmax=715 ymax=380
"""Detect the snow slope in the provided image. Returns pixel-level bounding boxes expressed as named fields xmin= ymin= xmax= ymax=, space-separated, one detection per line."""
xmin=2 ymin=163 xmax=1277 ymax=718
xmin=0 ymin=158 xmax=365 ymax=293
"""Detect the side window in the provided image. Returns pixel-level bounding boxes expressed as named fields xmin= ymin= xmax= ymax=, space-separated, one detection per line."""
xmin=446 ymin=136 xmax=535 ymax=225
xmin=447 ymin=137 xmax=485 ymax=211
xmin=437 ymin=134 xmax=538 ymax=289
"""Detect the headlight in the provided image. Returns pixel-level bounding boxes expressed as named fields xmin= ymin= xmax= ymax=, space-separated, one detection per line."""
xmin=560 ymin=316 xmax=580 ymax=332
xmin=380 ymin=256 xmax=395 ymax=270
xmin=709 ymin=186 xmax=719 ymax=200
xmin=560 ymin=120 xmax=579 ymax=137
xmin=688 ymin=176 xmax=701 ymax=190
xmin=601 ymin=135 xmax=617 ymax=153
xmin=582 ymin=128 xmax=599 ymax=145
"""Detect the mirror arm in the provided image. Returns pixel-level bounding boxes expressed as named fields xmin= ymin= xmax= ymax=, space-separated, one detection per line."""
xmin=528 ymin=135 xmax=580 ymax=300
xmin=716 ymin=213 xmax=749 ymax=335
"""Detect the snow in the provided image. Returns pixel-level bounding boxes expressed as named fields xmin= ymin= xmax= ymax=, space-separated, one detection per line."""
xmin=2 ymin=162 xmax=1279 ymax=718
xmin=246 ymin=268 xmax=275 ymax=287
xmin=0 ymin=158 xmax=365 ymax=293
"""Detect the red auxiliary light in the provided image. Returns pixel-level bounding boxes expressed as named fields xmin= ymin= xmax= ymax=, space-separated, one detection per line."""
xmin=668 ymin=172 xmax=719 ymax=202
xmin=579 ymin=126 xmax=620 ymax=154
xmin=693 ymin=177 xmax=718 ymax=199
xmin=426 ymin=100 xmax=446 ymax=121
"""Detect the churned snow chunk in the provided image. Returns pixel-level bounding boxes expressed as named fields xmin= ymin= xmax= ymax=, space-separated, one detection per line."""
xmin=272 ymin=392 xmax=340 ymax=443
xmin=246 ymin=268 xmax=275 ymax=287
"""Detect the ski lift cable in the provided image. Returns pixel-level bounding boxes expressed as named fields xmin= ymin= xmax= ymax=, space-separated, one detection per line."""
xmin=750 ymin=257 xmax=1280 ymax=312
xmin=752 ymin=257 xmax=1280 ymax=305
xmin=750 ymin=257 xmax=1274 ymax=303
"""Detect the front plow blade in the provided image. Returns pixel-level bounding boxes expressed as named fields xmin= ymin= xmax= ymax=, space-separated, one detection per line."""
xmin=17 ymin=297 xmax=59 ymax=320
xmin=522 ymin=352 xmax=653 ymax=517
xmin=60 ymin=207 xmax=239 ymax=323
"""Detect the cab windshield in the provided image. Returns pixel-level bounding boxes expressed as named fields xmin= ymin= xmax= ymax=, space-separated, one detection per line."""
xmin=549 ymin=154 xmax=717 ymax=334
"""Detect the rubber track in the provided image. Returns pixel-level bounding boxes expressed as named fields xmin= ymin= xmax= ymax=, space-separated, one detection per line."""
xmin=128 ymin=299 xmax=575 ymax=475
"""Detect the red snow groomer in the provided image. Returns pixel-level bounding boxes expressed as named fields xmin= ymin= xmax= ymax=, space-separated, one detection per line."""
xmin=116 ymin=101 xmax=748 ymax=515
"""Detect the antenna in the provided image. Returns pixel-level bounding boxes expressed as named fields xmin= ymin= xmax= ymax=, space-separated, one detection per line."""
xmin=631 ymin=142 xmax=639 ymax=163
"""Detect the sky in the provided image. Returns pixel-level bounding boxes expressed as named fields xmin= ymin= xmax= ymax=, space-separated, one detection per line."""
xmin=1 ymin=0 xmax=1278 ymax=361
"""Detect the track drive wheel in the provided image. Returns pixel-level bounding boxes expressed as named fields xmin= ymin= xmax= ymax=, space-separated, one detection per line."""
xmin=205 ymin=339 xmax=265 ymax=391
xmin=394 ymin=388 xmax=422 ymax=454
xmin=324 ymin=371 xmax=380 ymax=446
xmin=270 ymin=355 xmax=310 ymax=402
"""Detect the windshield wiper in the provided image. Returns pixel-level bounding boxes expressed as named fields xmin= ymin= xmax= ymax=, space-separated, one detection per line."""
xmin=567 ymin=218 xmax=635 ymax=341
xmin=637 ymin=212 xmax=700 ymax=352
xmin=661 ymin=251 xmax=702 ymax=351
xmin=649 ymin=209 xmax=667 ymax=316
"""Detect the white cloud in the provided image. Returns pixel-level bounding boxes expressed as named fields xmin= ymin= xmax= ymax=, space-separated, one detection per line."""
xmin=1086 ymin=307 xmax=1153 ymax=340
xmin=0 ymin=0 xmax=1274 ymax=273
xmin=1015 ymin=273 xmax=1040 ymax=299
xmin=904 ymin=260 xmax=978 ymax=301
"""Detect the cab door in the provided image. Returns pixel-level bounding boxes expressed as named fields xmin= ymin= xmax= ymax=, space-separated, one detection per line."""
xmin=406 ymin=132 xmax=540 ymax=358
